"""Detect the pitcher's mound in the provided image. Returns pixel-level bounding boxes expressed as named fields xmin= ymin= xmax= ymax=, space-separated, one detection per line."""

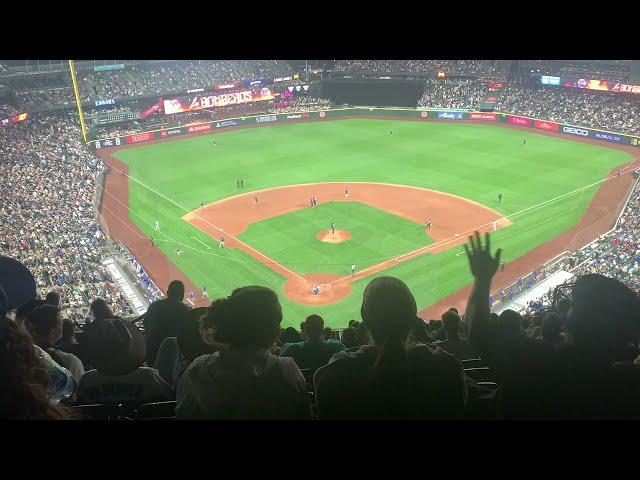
xmin=317 ymin=229 xmax=351 ymax=243
xmin=284 ymin=273 xmax=352 ymax=305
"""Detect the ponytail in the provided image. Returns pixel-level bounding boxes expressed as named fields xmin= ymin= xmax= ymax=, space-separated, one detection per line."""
xmin=368 ymin=333 xmax=409 ymax=401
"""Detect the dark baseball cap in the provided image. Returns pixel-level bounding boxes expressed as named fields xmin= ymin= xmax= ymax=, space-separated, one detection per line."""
xmin=0 ymin=256 xmax=37 ymax=316
xmin=82 ymin=318 xmax=146 ymax=375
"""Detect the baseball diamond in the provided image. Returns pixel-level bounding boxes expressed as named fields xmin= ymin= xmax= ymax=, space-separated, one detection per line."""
xmin=97 ymin=116 xmax=639 ymax=328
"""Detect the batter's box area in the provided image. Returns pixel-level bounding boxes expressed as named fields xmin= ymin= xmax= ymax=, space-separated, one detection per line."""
xmin=182 ymin=182 xmax=509 ymax=305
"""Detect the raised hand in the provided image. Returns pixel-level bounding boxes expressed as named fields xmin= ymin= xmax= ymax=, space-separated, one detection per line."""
xmin=464 ymin=231 xmax=502 ymax=280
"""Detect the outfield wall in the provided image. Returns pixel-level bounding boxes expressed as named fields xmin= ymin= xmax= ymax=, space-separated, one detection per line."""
xmin=88 ymin=107 xmax=640 ymax=150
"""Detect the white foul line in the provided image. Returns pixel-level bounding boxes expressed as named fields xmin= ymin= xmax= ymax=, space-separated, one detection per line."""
xmin=109 ymin=163 xmax=305 ymax=281
xmin=191 ymin=236 xmax=211 ymax=249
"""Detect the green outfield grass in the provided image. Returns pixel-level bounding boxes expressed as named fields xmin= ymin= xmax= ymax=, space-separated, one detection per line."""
xmin=113 ymin=119 xmax=633 ymax=327
xmin=238 ymin=201 xmax=434 ymax=276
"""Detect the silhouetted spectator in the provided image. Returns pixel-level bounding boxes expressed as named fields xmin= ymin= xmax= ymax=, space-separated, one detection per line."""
xmin=465 ymin=231 xmax=640 ymax=418
xmin=433 ymin=310 xmax=477 ymax=360
xmin=280 ymin=314 xmax=346 ymax=372
xmin=176 ymin=287 xmax=311 ymax=419
xmin=340 ymin=327 xmax=359 ymax=349
xmin=77 ymin=318 xmax=173 ymax=404
xmin=45 ymin=291 xmax=61 ymax=307
xmin=280 ymin=326 xmax=301 ymax=346
xmin=314 ymin=277 xmax=466 ymax=419
xmin=143 ymin=280 xmax=190 ymax=366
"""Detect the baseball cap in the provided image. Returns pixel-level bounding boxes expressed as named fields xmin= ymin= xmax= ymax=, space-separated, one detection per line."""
xmin=82 ymin=318 xmax=146 ymax=375
xmin=0 ymin=256 xmax=37 ymax=317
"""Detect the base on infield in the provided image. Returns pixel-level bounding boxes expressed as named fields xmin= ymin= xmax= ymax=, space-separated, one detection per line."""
xmin=283 ymin=273 xmax=352 ymax=305
xmin=316 ymin=229 xmax=352 ymax=244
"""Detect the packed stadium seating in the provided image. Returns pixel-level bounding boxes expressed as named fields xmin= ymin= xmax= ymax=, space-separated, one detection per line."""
xmin=1 ymin=60 xmax=640 ymax=421
xmin=0 ymin=117 xmax=134 ymax=320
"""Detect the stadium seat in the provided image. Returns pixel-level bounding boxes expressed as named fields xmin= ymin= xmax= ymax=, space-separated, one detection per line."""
xmin=73 ymin=403 xmax=123 ymax=420
xmin=464 ymin=367 xmax=496 ymax=383
xmin=134 ymin=401 xmax=178 ymax=420
xmin=153 ymin=337 xmax=181 ymax=388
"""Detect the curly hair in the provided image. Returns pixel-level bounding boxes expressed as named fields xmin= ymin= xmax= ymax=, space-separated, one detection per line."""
xmin=0 ymin=316 xmax=72 ymax=420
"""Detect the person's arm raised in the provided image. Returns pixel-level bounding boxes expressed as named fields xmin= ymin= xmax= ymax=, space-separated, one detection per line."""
xmin=464 ymin=232 xmax=501 ymax=359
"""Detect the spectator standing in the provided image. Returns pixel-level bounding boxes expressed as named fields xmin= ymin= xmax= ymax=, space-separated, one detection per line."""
xmin=143 ymin=280 xmax=190 ymax=366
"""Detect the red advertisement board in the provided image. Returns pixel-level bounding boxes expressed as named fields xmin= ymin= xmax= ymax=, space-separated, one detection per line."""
xmin=507 ymin=115 xmax=532 ymax=127
xmin=470 ymin=113 xmax=496 ymax=121
xmin=187 ymin=124 xmax=212 ymax=133
xmin=126 ymin=132 xmax=155 ymax=144
xmin=534 ymin=120 xmax=559 ymax=132
xmin=164 ymin=88 xmax=275 ymax=115
xmin=140 ymin=99 xmax=163 ymax=119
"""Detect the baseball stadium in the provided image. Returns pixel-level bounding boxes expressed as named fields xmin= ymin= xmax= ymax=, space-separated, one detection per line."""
xmin=2 ymin=59 xmax=640 ymax=420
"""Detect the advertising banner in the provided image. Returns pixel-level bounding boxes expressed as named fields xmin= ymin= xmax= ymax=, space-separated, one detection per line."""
xmin=95 ymin=99 xmax=116 ymax=107
xmin=140 ymin=99 xmax=164 ymax=119
xmin=437 ymin=111 xmax=464 ymax=120
xmin=534 ymin=120 xmax=559 ymax=132
xmin=11 ymin=112 xmax=29 ymax=123
xmin=592 ymin=131 xmax=624 ymax=144
xmin=187 ymin=124 xmax=212 ymax=133
xmin=256 ymin=114 xmax=278 ymax=123
xmin=561 ymin=78 xmax=640 ymax=95
xmin=507 ymin=115 xmax=532 ymax=127
xmin=285 ymin=113 xmax=310 ymax=120
xmin=561 ymin=125 xmax=590 ymax=137
xmin=470 ymin=112 xmax=496 ymax=121
xmin=126 ymin=132 xmax=155 ymax=144
xmin=98 ymin=137 xmax=123 ymax=148
xmin=164 ymin=87 xmax=275 ymax=115
xmin=215 ymin=83 xmax=239 ymax=90
xmin=160 ymin=127 xmax=185 ymax=137
xmin=541 ymin=76 xmax=561 ymax=86
xmin=214 ymin=120 xmax=238 ymax=128
xmin=612 ymin=83 xmax=640 ymax=94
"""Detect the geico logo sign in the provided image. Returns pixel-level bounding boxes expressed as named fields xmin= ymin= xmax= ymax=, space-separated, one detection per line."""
xmin=563 ymin=126 xmax=589 ymax=136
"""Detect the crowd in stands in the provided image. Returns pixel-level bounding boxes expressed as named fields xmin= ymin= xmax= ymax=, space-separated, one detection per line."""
xmin=332 ymin=60 xmax=508 ymax=77
xmin=417 ymin=80 xmax=486 ymax=110
xmin=268 ymin=96 xmax=331 ymax=113
xmin=495 ymin=85 xmax=640 ymax=135
xmin=78 ymin=61 xmax=291 ymax=103
xmin=0 ymin=103 xmax=19 ymax=117
xmin=0 ymin=118 xmax=134 ymax=321
xmin=95 ymin=125 xmax=142 ymax=140
xmin=3 ymin=229 xmax=639 ymax=420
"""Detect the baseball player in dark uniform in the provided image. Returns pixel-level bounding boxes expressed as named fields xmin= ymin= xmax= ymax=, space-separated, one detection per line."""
xmin=498 ymin=193 xmax=503 ymax=205
xmin=344 ymin=186 xmax=349 ymax=198
xmin=331 ymin=222 xmax=336 ymax=235
xmin=425 ymin=219 xmax=432 ymax=231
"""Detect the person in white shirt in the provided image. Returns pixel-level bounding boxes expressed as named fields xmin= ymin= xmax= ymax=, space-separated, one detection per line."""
xmin=177 ymin=286 xmax=311 ymax=420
